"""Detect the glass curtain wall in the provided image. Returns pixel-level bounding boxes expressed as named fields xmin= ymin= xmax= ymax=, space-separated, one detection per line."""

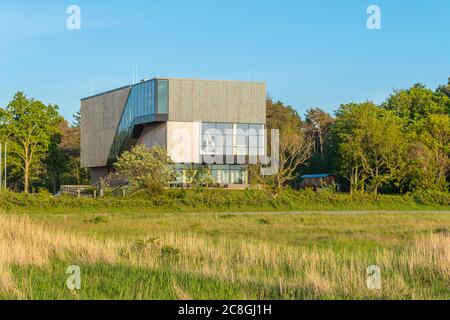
xmin=157 ymin=80 xmax=168 ymax=114
xmin=174 ymin=164 xmax=248 ymax=185
xmin=108 ymin=79 xmax=169 ymax=162
xmin=200 ymin=122 xmax=265 ymax=158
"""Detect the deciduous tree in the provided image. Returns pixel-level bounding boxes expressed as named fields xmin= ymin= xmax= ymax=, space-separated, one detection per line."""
xmin=0 ymin=92 xmax=62 ymax=193
xmin=305 ymin=108 xmax=334 ymax=159
xmin=334 ymin=102 xmax=407 ymax=194
xmin=113 ymin=144 xmax=174 ymax=196
xmin=266 ymin=99 xmax=313 ymax=187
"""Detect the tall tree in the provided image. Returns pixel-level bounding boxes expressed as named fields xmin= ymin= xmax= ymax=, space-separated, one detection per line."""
xmin=266 ymin=99 xmax=313 ymax=187
xmin=0 ymin=92 xmax=62 ymax=193
xmin=44 ymin=130 xmax=67 ymax=193
xmin=59 ymin=115 xmax=89 ymax=185
xmin=382 ymin=82 xmax=450 ymax=192
xmin=304 ymin=108 xmax=335 ymax=173
xmin=415 ymin=114 xmax=450 ymax=190
xmin=305 ymin=108 xmax=334 ymax=159
xmin=334 ymin=102 xmax=407 ymax=194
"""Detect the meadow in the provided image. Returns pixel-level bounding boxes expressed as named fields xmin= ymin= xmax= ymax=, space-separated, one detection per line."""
xmin=0 ymin=205 xmax=449 ymax=300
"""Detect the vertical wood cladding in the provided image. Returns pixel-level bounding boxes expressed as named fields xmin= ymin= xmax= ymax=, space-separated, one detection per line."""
xmin=168 ymin=79 xmax=266 ymax=124
xmin=80 ymin=86 xmax=131 ymax=168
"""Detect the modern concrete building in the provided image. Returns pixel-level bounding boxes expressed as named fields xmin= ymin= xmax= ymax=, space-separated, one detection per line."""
xmin=81 ymin=78 xmax=266 ymax=186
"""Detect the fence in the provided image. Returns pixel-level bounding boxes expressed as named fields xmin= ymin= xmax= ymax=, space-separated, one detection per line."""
xmin=60 ymin=185 xmax=97 ymax=198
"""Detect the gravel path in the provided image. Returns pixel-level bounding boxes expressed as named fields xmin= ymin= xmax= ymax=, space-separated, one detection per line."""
xmin=201 ymin=210 xmax=450 ymax=215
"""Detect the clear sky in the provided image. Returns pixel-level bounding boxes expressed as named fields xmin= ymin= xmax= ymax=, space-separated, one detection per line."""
xmin=1 ymin=0 xmax=449 ymax=123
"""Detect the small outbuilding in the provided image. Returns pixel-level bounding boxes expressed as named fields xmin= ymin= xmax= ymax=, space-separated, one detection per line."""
xmin=300 ymin=174 xmax=337 ymax=189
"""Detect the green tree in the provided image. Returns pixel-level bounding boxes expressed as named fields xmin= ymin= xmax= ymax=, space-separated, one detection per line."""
xmin=38 ymin=117 xmax=90 ymax=193
xmin=412 ymin=114 xmax=450 ymax=191
xmin=59 ymin=115 xmax=89 ymax=185
xmin=72 ymin=110 xmax=81 ymax=127
xmin=334 ymin=102 xmax=407 ymax=194
xmin=44 ymin=131 xmax=67 ymax=194
xmin=113 ymin=144 xmax=174 ymax=196
xmin=0 ymin=92 xmax=62 ymax=193
xmin=383 ymin=83 xmax=449 ymax=123
xmin=304 ymin=108 xmax=335 ymax=173
xmin=304 ymin=108 xmax=334 ymax=159
xmin=437 ymin=77 xmax=450 ymax=99
xmin=382 ymin=82 xmax=450 ymax=192
xmin=404 ymin=142 xmax=447 ymax=192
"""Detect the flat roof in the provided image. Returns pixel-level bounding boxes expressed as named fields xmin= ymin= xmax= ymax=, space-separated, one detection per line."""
xmin=81 ymin=77 xmax=265 ymax=101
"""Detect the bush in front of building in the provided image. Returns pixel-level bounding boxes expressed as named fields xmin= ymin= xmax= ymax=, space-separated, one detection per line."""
xmin=112 ymin=144 xmax=175 ymax=197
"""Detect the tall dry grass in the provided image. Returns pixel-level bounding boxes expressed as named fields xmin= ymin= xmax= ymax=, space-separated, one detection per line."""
xmin=0 ymin=213 xmax=448 ymax=299
xmin=0 ymin=214 xmax=120 ymax=298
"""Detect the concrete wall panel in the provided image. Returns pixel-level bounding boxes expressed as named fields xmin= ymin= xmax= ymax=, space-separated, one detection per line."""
xmin=167 ymin=121 xmax=200 ymax=164
xmin=136 ymin=122 xmax=168 ymax=148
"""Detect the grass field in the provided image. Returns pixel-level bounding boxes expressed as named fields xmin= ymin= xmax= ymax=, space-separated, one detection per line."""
xmin=0 ymin=208 xmax=449 ymax=300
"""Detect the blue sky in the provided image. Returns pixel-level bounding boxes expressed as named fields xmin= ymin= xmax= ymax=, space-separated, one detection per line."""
xmin=1 ymin=0 xmax=449 ymax=123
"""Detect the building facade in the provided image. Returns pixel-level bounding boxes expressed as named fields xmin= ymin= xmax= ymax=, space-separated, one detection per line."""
xmin=81 ymin=78 xmax=266 ymax=186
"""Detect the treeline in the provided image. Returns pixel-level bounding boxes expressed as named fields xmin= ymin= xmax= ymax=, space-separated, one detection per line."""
xmin=1 ymin=78 xmax=449 ymax=195
xmin=0 ymin=92 xmax=88 ymax=193
xmin=271 ymin=78 xmax=450 ymax=194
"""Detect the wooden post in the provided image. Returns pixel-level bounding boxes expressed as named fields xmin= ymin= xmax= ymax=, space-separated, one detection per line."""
xmin=77 ymin=189 xmax=81 ymax=198
xmin=93 ymin=190 xmax=97 ymax=199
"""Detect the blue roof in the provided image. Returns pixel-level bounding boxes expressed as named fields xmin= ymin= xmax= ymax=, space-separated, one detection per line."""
xmin=300 ymin=174 xmax=336 ymax=179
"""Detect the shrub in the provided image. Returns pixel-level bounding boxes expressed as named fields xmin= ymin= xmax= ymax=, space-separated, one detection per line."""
xmin=0 ymin=188 xmax=449 ymax=211
xmin=411 ymin=190 xmax=450 ymax=206
xmin=87 ymin=216 xmax=108 ymax=224
xmin=159 ymin=245 xmax=180 ymax=260
xmin=113 ymin=144 xmax=175 ymax=197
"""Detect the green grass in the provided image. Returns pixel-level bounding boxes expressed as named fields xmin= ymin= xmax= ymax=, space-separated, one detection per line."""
xmin=27 ymin=210 xmax=450 ymax=244
xmin=1 ymin=209 xmax=449 ymax=300
xmin=1 ymin=188 xmax=449 ymax=213
xmin=7 ymin=261 xmax=253 ymax=300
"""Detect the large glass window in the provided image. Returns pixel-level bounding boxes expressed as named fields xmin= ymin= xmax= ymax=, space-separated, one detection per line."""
xmin=157 ymin=80 xmax=168 ymax=114
xmin=201 ymin=123 xmax=233 ymax=157
xmin=108 ymin=79 xmax=164 ymax=162
xmin=249 ymin=124 xmax=264 ymax=156
xmin=211 ymin=165 xmax=230 ymax=184
xmin=151 ymin=81 xmax=156 ymax=113
xmin=200 ymin=122 xmax=265 ymax=159
xmin=173 ymin=164 xmax=248 ymax=185
xmin=230 ymin=169 xmax=244 ymax=184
